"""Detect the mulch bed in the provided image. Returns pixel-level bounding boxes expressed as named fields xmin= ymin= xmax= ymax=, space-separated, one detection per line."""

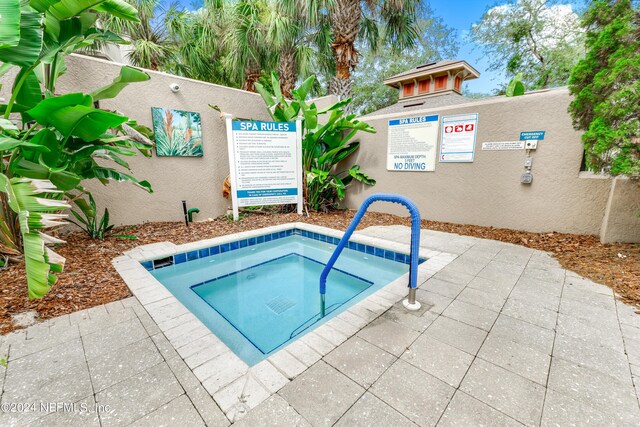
xmin=1 ymin=210 xmax=638 ymax=333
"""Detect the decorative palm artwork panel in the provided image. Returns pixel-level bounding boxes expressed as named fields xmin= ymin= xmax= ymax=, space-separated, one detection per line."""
xmin=151 ymin=107 xmax=203 ymax=157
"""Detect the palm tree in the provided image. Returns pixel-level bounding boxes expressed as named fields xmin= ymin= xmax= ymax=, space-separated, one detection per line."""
xmin=224 ymin=0 xmax=276 ymax=92
xmin=267 ymin=1 xmax=333 ymax=98
xmin=303 ymin=0 xmax=422 ymax=99
xmin=164 ymin=0 xmax=233 ymax=86
xmin=100 ymin=0 xmax=175 ymax=70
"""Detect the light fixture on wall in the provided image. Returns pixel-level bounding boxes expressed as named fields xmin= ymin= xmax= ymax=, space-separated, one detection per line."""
xmin=170 ymin=83 xmax=180 ymax=93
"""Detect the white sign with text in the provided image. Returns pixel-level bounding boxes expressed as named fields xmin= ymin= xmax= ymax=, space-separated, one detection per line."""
xmin=439 ymin=113 xmax=478 ymax=162
xmin=226 ymin=116 xmax=303 ymax=220
xmin=387 ymin=115 xmax=439 ymax=172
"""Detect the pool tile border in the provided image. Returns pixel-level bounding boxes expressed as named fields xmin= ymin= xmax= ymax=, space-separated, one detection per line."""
xmin=140 ymin=228 xmax=423 ymax=271
xmin=112 ymin=222 xmax=457 ymax=423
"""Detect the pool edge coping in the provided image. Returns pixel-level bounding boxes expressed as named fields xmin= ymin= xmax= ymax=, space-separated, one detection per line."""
xmin=111 ymin=222 xmax=458 ymax=422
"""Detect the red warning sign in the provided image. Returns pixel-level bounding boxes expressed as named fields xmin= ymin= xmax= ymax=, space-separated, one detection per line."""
xmin=454 ymin=125 xmax=463 ymax=132
xmin=465 ymin=124 xmax=474 ymax=132
xmin=445 ymin=126 xmax=453 ymax=133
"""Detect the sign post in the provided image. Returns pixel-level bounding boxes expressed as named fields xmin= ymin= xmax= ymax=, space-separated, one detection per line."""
xmin=226 ymin=116 xmax=303 ymax=220
xmin=387 ymin=115 xmax=439 ymax=172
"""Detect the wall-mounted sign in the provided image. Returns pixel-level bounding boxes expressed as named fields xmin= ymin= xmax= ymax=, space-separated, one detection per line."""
xmin=520 ymin=131 xmax=545 ymax=141
xmin=481 ymin=141 xmax=525 ymax=151
xmin=387 ymin=115 xmax=439 ymax=171
xmin=225 ymin=115 xmax=303 ymax=220
xmin=439 ymin=113 xmax=478 ymax=162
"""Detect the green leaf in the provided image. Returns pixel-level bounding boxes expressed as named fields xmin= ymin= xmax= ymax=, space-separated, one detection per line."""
xmin=29 ymin=0 xmax=59 ymax=13
xmin=348 ymin=165 xmax=376 ymax=186
xmin=0 ymin=9 xmax=43 ymax=67
xmin=27 ymin=92 xmax=92 ymax=120
xmin=28 ymin=93 xmax=128 ymax=141
xmin=506 ymin=73 xmax=525 ymax=97
xmin=0 ymin=136 xmax=50 ymax=151
xmin=0 ymin=118 xmax=18 ymax=131
xmin=0 ymin=175 xmax=68 ymax=299
xmin=46 ymin=0 xmax=106 ymax=21
xmin=13 ymin=67 xmax=41 ymax=120
xmin=14 ymin=159 xmax=81 ymax=190
xmin=0 ymin=0 xmax=21 ymax=48
xmin=292 ymin=75 xmax=315 ymax=101
xmin=90 ymin=66 xmax=149 ymax=101
xmin=94 ymin=0 xmax=139 ymax=22
xmin=89 ymin=167 xmax=152 ymax=192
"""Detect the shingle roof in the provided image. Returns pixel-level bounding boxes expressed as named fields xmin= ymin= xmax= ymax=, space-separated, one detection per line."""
xmin=362 ymin=92 xmax=474 ymax=117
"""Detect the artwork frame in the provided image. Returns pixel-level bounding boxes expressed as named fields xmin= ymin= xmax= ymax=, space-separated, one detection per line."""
xmin=151 ymin=107 xmax=203 ymax=157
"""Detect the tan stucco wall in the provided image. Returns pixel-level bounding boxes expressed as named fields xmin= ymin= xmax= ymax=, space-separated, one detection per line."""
xmin=54 ymin=55 xmax=272 ymax=225
xmin=2 ymin=56 xmax=637 ymax=241
xmin=344 ymin=89 xmax=617 ymax=235
xmin=600 ymin=178 xmax=640 ymax=243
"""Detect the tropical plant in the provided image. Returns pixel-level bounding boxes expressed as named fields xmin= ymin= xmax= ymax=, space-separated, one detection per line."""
xmin=568 ymin=0 xmax=640 ymax=178
xmin=223 ymin=0 xmax=276 ymax=92
xmin=164 ymin=1 xmax=233 ymax=86
xmin=266 ymin=1 xmax=333 ymax=98
xmin=98 ymin=0 xmax=175 ymax=70
xmin=255 ymin=73 xmax=376 ymax=211
xmin=1 ymin=0 xmax=153 ymax=298
xmin=300 ymin=0 xmax=421 ymax=100
xmin=470 ymin=0 xmax=585 ymax=90
xmin=69 ymin=192 xmax=136 ymax=239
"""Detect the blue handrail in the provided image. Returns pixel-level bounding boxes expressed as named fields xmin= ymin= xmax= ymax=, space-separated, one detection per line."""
xmin=319 ymin=193 xmax=421 ymax=316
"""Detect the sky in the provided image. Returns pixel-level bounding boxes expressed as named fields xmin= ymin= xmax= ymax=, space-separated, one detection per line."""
xmin=428 ymin=0 xmax=505 ymax=94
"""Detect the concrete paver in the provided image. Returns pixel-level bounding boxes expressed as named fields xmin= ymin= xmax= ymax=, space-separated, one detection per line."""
xmin=2 ymin=224 xmax=640 ymax=426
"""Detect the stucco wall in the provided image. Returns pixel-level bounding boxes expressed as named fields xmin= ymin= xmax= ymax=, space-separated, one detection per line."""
xmin=1 ymin=55 xmax=637 ymax=241
xmin=344 ymin=89 xmax=617 ymax=235
xmin=54 ymin=54 xmax=272 ymax=225
xmin=600 ymin=178 xmax=640 ymax=243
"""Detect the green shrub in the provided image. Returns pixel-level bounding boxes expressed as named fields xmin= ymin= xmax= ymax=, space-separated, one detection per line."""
xmin=0 ymin=1 xmax=152 ymax=298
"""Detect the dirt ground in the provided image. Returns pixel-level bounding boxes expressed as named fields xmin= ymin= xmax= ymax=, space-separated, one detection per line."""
xmin=1 ymin=210 xmax=638 ymax=333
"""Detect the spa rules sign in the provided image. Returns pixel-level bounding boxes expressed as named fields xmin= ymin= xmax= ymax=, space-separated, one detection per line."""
xmin=387 ymin=115 xmax=439 ymax=171
xmin=225 ymin=116 xmax=303 ymax=220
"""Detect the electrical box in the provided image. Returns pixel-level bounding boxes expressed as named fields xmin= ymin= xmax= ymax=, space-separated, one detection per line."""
xmin=524 ymin=157 xmax=533 ymax=167
xmin=520 ymin=172 xmax=533 ymax=184
xmin=524 ymin=140 xmax=538 ymax=150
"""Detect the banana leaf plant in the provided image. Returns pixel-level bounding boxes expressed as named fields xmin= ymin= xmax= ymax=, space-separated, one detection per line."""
xmin=0 ymin=0 xmax=153 ymax=298
xmin=255 ymin=72 xmax=376 ymax=211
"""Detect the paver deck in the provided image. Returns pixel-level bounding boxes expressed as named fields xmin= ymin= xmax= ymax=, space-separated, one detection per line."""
xmin=1 ymin=224 xmax=640 ymax=426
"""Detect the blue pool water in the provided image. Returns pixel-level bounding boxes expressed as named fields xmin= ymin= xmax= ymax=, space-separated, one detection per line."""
xmin=150 ymin=230 xmax=414 ymax=365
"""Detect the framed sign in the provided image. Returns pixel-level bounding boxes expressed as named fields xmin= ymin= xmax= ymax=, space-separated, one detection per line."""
xmin=225 ymin=115 xmax=303 ymax=220
xmin=440 ymin=113 xmax=478 ymax=162
xmin=387 ymin=115 xmax=439 ymax=172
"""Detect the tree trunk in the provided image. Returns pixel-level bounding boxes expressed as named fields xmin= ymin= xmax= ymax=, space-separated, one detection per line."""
xmin=279 ymin=47 xmax=297 ymax=99
xmin=329 ymin=0 xmax=362 ymax=99
xmin=242 ymin=64 xmax=262 ymax=92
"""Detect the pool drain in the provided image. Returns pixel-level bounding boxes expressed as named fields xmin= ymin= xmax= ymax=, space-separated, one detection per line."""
xmin=265 ymin=296 xmax=296 ymax=315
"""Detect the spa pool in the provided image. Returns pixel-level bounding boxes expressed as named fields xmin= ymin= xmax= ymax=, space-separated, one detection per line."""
xmin=143 ymin=228 xmax=423 ymax=365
